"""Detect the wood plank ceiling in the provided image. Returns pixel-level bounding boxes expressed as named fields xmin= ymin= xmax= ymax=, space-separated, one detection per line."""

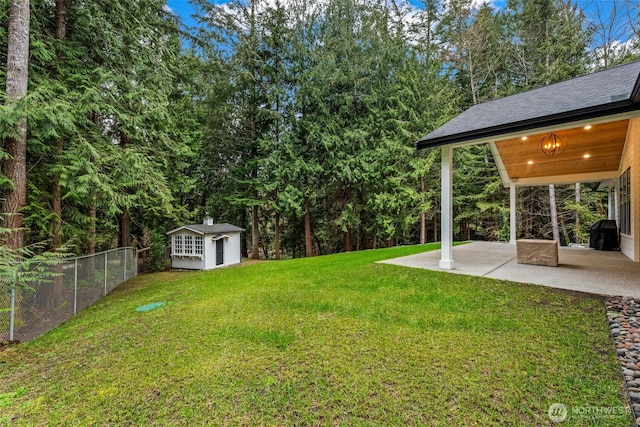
xmin=494 ymin=119 xmax=629 ymax=180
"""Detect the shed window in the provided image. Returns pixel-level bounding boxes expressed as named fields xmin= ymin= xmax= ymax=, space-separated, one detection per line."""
xmin=620 ymin=167 xmax=631 ymax=235
xmin=173 ymin=234 xmax=202 ymax=256
xmin=173 ymin=235 xmax=183 ymax=254
xmin=194 ymin=236 xmax=203 ymax=255
xmin=184 ymin=235 xmax=193 ymax=254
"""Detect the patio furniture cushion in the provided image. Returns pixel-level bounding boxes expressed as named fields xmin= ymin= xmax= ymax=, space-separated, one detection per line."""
xmin=516 ymin=239 xmax=558 ymax=267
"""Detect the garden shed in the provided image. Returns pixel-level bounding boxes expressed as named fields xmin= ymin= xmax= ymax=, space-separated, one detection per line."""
xmin=167 ymin=218 xmax=244 ymax=270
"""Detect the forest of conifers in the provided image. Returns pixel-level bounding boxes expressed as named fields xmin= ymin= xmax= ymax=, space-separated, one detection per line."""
xmin=1 ymin=0 xmax=639 ymax=268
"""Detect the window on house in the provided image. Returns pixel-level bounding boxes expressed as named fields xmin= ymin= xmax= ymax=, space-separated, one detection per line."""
xmin=174 ymin=235 xmax=183 ymax=254
xmin=173 ymin=234 xmax=203 ymax=256
xmin=620 ymin=167 xmax=631 ymax=235
xmin=184 ymin=235 xmax=193 ymax=254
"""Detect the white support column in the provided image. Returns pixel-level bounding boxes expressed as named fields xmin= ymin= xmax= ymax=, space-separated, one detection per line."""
xmin=510 ymin=183 xmax=517 ymax=244
xmin=439 ymin=146 xmax=455 ymax=270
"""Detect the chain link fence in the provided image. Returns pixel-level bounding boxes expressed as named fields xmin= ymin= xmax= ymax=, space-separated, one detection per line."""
xmin=0 ymin=247 xmax=137 ymax=343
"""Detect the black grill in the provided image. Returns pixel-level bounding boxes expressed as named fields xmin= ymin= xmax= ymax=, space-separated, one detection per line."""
xmin=589 ymin=220 xmax=619 ymax=251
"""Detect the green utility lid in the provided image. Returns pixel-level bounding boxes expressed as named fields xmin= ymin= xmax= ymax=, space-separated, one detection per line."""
xmin=135 ymin=302 xmax=166 ymax=313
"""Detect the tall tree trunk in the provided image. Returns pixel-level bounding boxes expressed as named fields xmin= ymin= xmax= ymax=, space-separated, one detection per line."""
xmin=250 ymin=204 xmax=260 ymax=259
xmin=291 ymin=214 xmax=297 ymax=259
xmin=343 ymin=187 xmax=353 ymax=252
xmin=46 ymin=0 xmax=66 ymax=307
xmin=84 ymin=200 xmax=96 ymax=288
xmin=575 ymin=183 xmax=581 ymax=244
xmin=50 ymin=156 xmax=62 ymax=248
xmin=361 ymin=229 xmax=369 ymax=250
xmin=50 ymin=0 xmax=66 ymax=250
xmin=469 ymin=59 xmax=478 ymax=105
xmin=1 ymin=0 xmax=30 ymax=250
xmin=525 ymin=187 xmax=534 ymax=239
xmin=344 ymin=229 xmax=353 ymax=252
xmin=42 ymin=0 xmax=67 ymax=309
xmin=314 ymin=235 xmax=322 ymax=256
xmin=372 ymin=227 xmax=377 ymax=250
xmin=420 ymin=176 xmax=426 ymax=244
xmin=433 ymin=214 xmax=438 ymax=243
xmin=248 ymin=0 xmax=260 ymax=260
xmin=120 ymin=206 xmax=131 ymax=247
xmin=304 ymin=198 xmax=313 ymax=257
xmin=117 ymin=131 xmax=132 ymax=249
xmin=549 ymin=184 xmax=560 ymax=243
xmin=47 ymin=142 xmax=63 ymax=309
xmin=55 ymin=0 xmax=66 ymax=39
xmin=274 ymin=210 xmax=281 ymax=260
xmin=240 ymin=208 xmax=248 ymax=258
xmin=559 ymin=210 xmax=571 ymax=247
xmin=88 ymin=203 xmax=96 ymax=254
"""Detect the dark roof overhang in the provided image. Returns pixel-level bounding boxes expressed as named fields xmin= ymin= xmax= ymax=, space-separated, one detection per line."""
xmin=416 ymin=61 xmax=640 ymax=150
xmin=416 ymin=100 xmax=640 ymax=149
xmin=632 ymin=71 xmax=640 ymax=104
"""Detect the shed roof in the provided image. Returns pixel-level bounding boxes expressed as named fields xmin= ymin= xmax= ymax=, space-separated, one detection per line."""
xmin=417 ymin=60 xmax=640 ymax=149
xmin=167 ymin=223 xmax=245 ymax=236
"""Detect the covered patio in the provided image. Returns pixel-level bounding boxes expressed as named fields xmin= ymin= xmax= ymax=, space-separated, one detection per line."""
xmin=416 ymin=60 xmax=640 ymax=271
xmin=380 ymin=242 xmax=640 ymax=298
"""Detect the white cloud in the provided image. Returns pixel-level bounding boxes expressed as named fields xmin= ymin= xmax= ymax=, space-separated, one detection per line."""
xmin=591 ymin=37 xmax=640 ymax=68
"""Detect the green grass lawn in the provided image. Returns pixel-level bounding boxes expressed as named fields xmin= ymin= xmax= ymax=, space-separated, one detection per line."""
xmin=0 ymin=244 xmax=631 ymax=426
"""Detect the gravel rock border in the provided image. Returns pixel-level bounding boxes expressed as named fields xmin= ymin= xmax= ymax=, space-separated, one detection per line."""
xmin=606 ymin=296 xmax=640 ymax=426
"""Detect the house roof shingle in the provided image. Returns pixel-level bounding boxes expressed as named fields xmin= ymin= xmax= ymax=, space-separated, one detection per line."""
xmin=166 ymin=223 xmax=245 ymax=236
xmin=417 ymin=61 xmax=640 ymax=149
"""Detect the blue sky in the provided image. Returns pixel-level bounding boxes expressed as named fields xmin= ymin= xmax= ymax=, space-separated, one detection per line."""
xmin=166 ymin=0 xmax=629 ymax=44
xmin=166 ymin=0 xmax=610 ymax=25
xmin=165 ymin=0 xmax=507 ymax=21
xmin=164 ymin=0 xmax=509 ymax=19
xmin=167 ymin=0 xmax=198 ymax=28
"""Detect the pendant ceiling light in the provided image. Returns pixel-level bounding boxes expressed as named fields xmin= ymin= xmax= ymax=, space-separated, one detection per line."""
xmin=539 ymin=132 xmax=566 ymax=157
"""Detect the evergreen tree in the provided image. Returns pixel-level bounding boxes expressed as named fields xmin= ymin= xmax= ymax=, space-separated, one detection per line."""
xmin=1 ymin=0 xmax=30 ymax=249
xmin=2 ymin=0 xmax=623 ymax=264
xmin=2 ymin=0 xmax=199 ymax=265
xmin=505 ymin=0 xmax=591 ymax=88
xmin=260 ymin=0 xmax=319 ymax=257
xmin=439 ymin=0 xmax=509 ymax=104
xmin=195 ymin=0 xmax=280 ymax=259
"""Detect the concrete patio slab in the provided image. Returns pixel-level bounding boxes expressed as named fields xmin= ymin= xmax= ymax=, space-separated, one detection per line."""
xmin=379 ymin=241 xmax=640 ymax=298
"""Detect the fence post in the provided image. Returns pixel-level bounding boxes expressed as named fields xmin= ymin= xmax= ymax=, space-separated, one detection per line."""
xmin=9 ymin=284 xmax=15 ymax=341
xmin=123 ymin=249 xmax=127 ymax=282
xmin=104 ymin=251 xmax=108 ymax=296
xmin=73 ymin=258 xmax=78 ymax=315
